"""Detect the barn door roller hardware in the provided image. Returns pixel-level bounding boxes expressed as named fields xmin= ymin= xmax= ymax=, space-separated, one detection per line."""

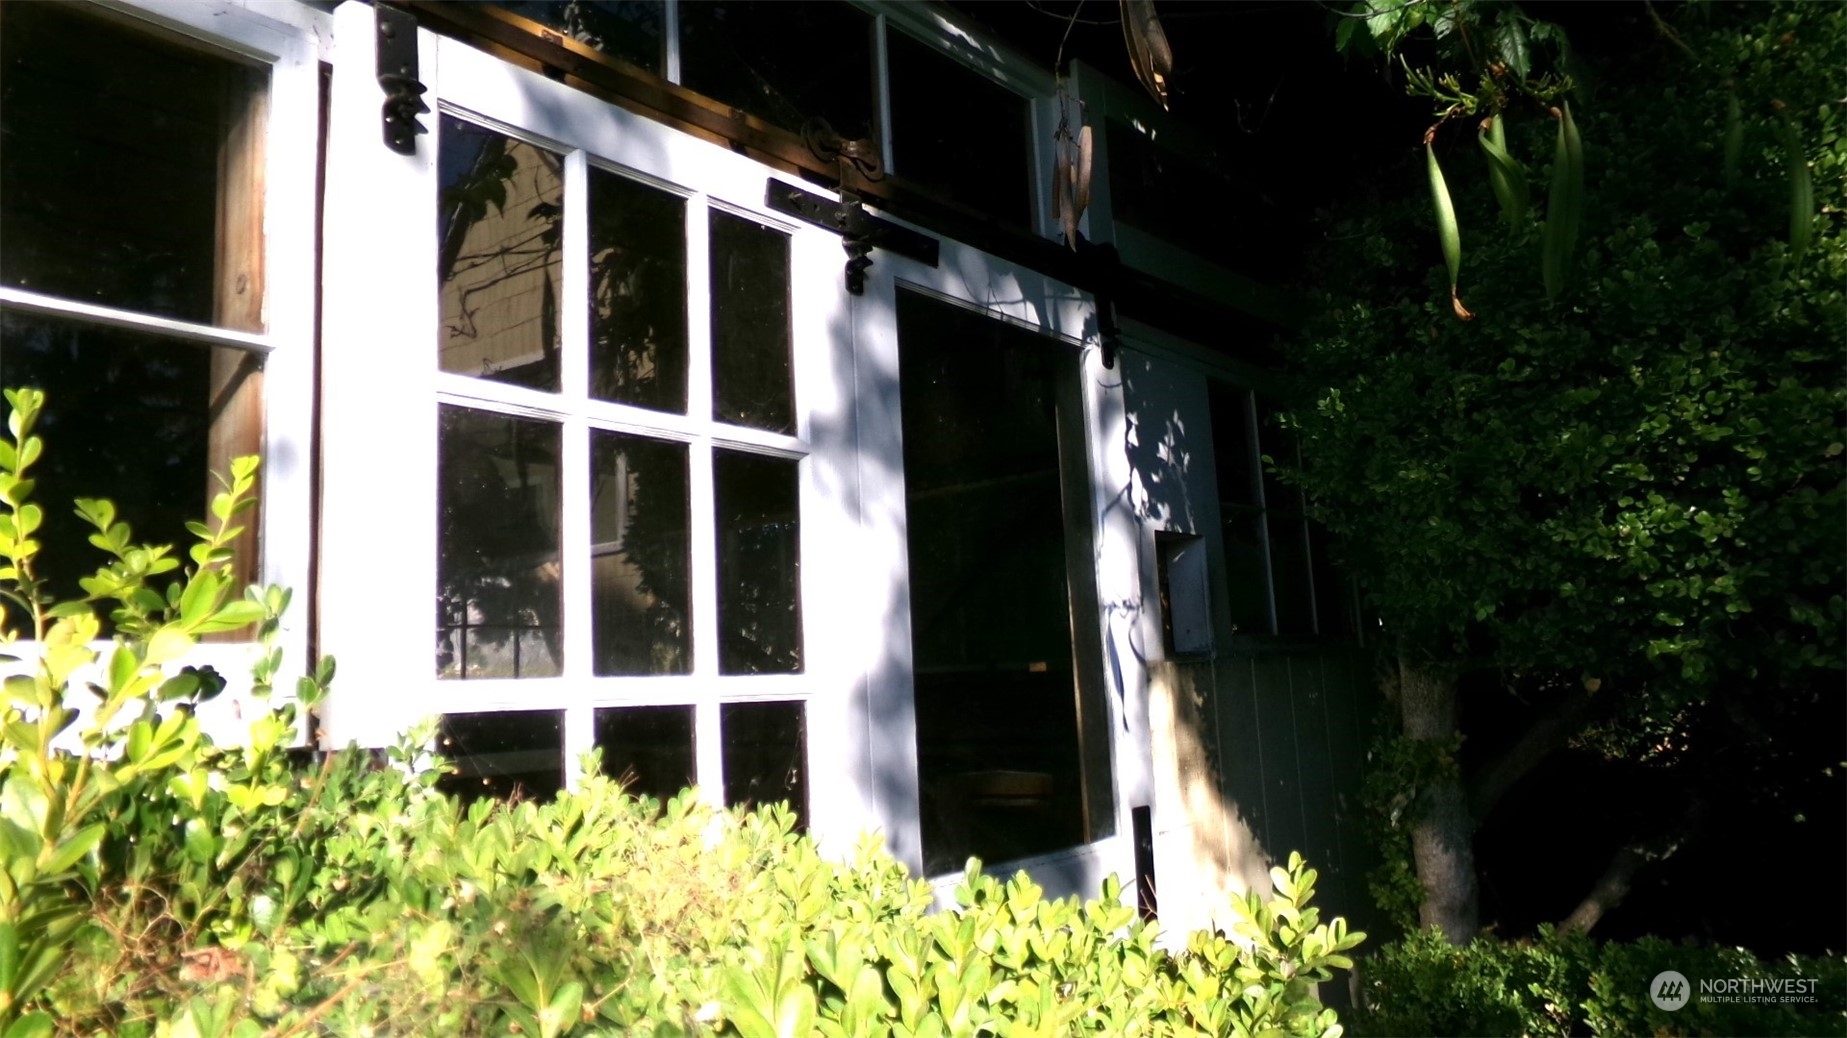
xmin=765 ymin=181 xmax=938 ymax=295
xmin=377 ymin=5 xmax=429 ymax=155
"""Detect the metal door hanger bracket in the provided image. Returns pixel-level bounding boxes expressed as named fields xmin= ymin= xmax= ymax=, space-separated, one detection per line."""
xmin=764 ymin=180 xmax=938 ymax=295
xmin=377 ymin=4 xmax=429 ymax=156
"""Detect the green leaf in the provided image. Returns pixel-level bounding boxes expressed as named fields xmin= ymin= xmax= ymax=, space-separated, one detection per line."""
xmin=1780 ymin=108 xmax=1813 ymax=257
xmin=1426 ymin=141 xmax=1471 ymax=321
xmin=1492 ymin=15 xmax=1531 ymax=80
xmin=542 ymin=981 xmax=584 ymax=1038
xmin=1479 ymin=115 xmax=1529 ymax=225
xmin=1542 ymin=102 xmax=1585 ymax=300
xmin=145 ymin=626 xmax=194 ymax=667
xmin=194 ymin=599 xmax=264 ymax=634
xmin=4 ymin=1011 xmax=55 ymax=1038
xmin=1722 ymin=85 xmax=1743 ymax=186
xmin=39 ymin=822 xmax=104 ymax=876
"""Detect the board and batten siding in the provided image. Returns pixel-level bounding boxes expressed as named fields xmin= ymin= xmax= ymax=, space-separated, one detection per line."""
xmin=1148 ymin=649 xmax=1380 ymax=942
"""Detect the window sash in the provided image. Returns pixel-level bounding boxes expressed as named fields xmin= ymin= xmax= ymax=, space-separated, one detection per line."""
xmin=0 ymin=0 xmax=319 ymax=744
xmin=419 ymin=39 xmax=831 ymax=818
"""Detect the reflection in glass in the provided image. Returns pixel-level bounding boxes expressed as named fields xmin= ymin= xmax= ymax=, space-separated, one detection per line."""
xmin=0 ymin=311 xmax=255 ymax=621
xmin=1222 ymin=508 xmax=1273 ymax=636
xmin=489 ymin=1 xmax=665 ymax=74
xmin=714 ymin=451 xmax=802 ymax=674
xmin=679 ymin=2 xmax=874 ymax=142
xmin=0 ymin=2 xmax=263 ymax=325
xmin=439 ymin=117 xmax=564 ymax=392
xmin=1106 ymin=119 xmax=1284 ymax=280
xmin=1207 ymin=382 xmax=1260 ymax=508
xmin=591 ymin=431 xmax=690 ymax=674
xmin=888 ymin=30 xmax=1029 ymax=227
xmin=709 ymin=210 xmax=794 ymax=433
xmin=589 ymin=167 xmax=687 ymax=412
xmin=1269 ymin=512 xmax=1316 ymax=636
xmin=594 ymin=704 xmax=695 ymax=806
xmin=898 ymin=292 xmax=1093 ymax=875
xmin=437 ymin=710 xmax=564 ymax=804
xmin=438 ymin=407 xmax=563 ymax=678
xmin=1309 ymin=521 xmax=1354 ymax=638
xmin=721 ymin=700 xmax=806 ymax=828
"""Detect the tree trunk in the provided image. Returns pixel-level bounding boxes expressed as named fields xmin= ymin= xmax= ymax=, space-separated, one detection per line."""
xmin=1559 ymin=795 xmax=1704 ymax=934
xmin=1398 ymin=659 xmax=1479 ymax=944
xmin=1469 ymin=682 xmax=1602 ymax=821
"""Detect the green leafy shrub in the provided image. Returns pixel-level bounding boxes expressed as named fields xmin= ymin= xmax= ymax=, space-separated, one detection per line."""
xmin=0 ymin=384 xmax=1364 ymax=1038
xmin=1352 ymin=927 xmax=1847 ymax=1038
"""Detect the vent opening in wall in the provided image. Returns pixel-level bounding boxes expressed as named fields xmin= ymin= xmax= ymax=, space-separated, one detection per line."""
xmin=1155 ymin=531 xmax=1211 ymax=658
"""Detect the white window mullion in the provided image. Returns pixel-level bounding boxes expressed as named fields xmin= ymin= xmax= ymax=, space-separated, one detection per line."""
xmin=558 ymin=148 xmax=595 ymax=787
xmin=559 ymin=148 xmax=594 ymax=683
xmin=663 ymin=0 xmax=682 ymax=84
xmin=873 ymin=14 xmax=894 ymax=175
xmin=688 ymin=439 xmax=719 ymax=679
xmin=562 ymin=149 xmax=591 ymax=403
xmin=562 ymin=702 xmax=595 ymax=789
xmin=0 ymin=286 xmax=272 ymax=354
xmin=685 ymin=192 xmax=723 ymax=810
xmin=694 ymin=698 xmax=724 ymax=809
xmin=685 ymin=194 xmax=714 ymax=424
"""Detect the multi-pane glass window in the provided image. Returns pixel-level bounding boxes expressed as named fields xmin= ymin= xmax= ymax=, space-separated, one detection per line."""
xmin=0 ymin=2 xmax=269 ymax=610
xmin=434 ymin=113 xmax=809 ymax=816
xmin=1207 ymin=382 xmax=1353 ymax=638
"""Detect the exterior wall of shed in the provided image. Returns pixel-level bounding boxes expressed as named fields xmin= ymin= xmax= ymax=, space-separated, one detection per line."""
xmin=1148 ymin=653 xmax=1378 ymax=937
xmin=1120 ymin=337 xmax=1380 ymax=940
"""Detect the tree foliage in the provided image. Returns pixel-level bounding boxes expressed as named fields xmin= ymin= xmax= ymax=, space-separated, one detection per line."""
xmin=1291 ymin=0 xmax=1843 ymax=705
xmin=1285 ymin=0 xmax=1844 ymax=942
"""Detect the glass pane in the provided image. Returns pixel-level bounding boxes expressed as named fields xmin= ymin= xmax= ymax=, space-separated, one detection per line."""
xmin=0 ymin=2 xmax=263 ymax=325
xmin=721 ymin=700 xmax=807 ymax=828
xmin=1222 ymin=507 xmax=1272 ymax=636
xmin=679 ymin=1 xmax=874 ymax=143
xmin=1106 ymin=119 xmax=1283 ymax=279
xmin=714 ymin=451 xmax=802 ymax=674
xmin=709 ymin=210 xmax=793 ymax=433
xmin=489 ymin=1 xmax=665 ymax=75
xmin=898 ymin=292 xmax=1091 ymax=875
xmin=0 ymin=311 xmax=257 ymax=622
xmin=1207 ymin=381 xmax=1260 ymax=508
xmin=1309 ymin=520 xmax=1355 ymax=638
xmin=439 ymin=117 xmax=564 ymax=392
xmin=888 ymin=31 xmax=1030 ymax=227
xmin=589 ymin=167 xmax=687 ymax=412
xmin=1256 ymin=400 xmax=1300 ymax=512
xmin=1269 ymin=512 xmax=1316 ymax=636
xmin=438 ymin=406 xmax=563 ymax=678
xmin=436 ymin=710 xmax=564 ymax=804
xmin=590 ymin=431 xmax=690 ymax=675
xmin=594 ymin=704 xmax=695 ymax=806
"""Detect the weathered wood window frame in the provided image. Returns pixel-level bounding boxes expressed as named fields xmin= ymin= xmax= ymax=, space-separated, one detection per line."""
xmin=0 ymin=0 xmax=321 ymax=731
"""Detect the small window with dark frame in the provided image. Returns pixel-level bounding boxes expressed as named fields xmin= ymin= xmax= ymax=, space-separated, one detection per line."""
xmin=1207 ymin=382 xmax=1355 ymax=639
